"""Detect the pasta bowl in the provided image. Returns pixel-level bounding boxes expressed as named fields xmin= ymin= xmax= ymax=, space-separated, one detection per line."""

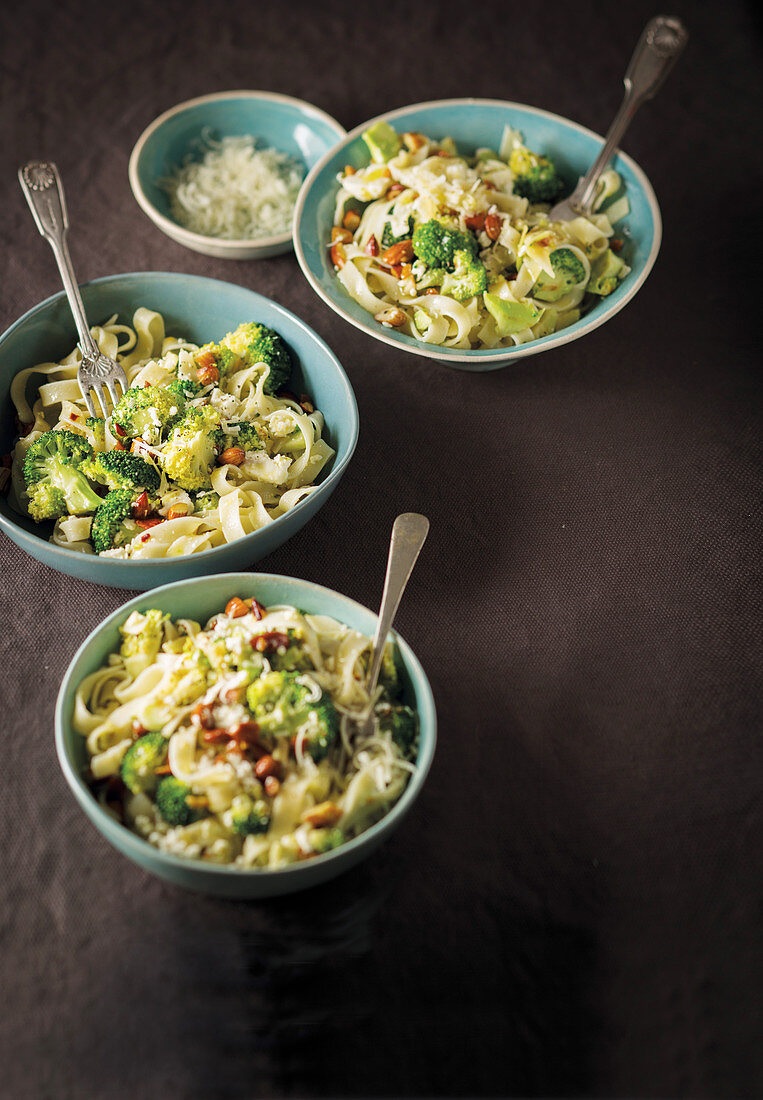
xmin=55 ymin=571 xmax=437 ymax=898
xmin=0 ymin=272 xmax=358 ymax=588
xmin=129 ymin=91 xmax=346 ymax=259
xmin=294 ymin=98 xmax=662 ymax=371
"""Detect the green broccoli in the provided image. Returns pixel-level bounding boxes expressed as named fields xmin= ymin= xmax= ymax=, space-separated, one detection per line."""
xmin=120 ymin=732 xmax=168 ymax=795
xmin=246 ymin=670 xmax=338 ymax=760
xmin=587 ymin=248 xmax=626 ymax=296
xmin=191 ymin=489 xmax=221 ymax=514
xmin=156 ymin=776 xmax=198 ymax=827
xmin=220 ymin=322 xmax=292 ymax=395
xmin=118 ymin=609 xmax=168 ymax=672
xmin=87 ymin=450 xmax=161 ymax=492
xmin=161 ymin=405 xmax=221 ymax=491
xmin=375 ymin=701 xmax=418 ymax=754
xmin=441 ymin=250 xmax=488 ymax=301
xmin=229 ymin=793 xmax=271 ymax=836
xmin=110 ymin=384 xmax=187 ymax=441
xmin=508 ymin=146 xmax=565 ymax=204
xmin=211 ymin=421 xmax=263 ymax=454
xmin=299 ymin=699 xmax=339 ymax=762
xmin=90 ymin=489 xmax=140 ymax=553
xmin=412 ymin=219 xmax=479 ymax=271
xmin=533 ymin=247 xmax=587 ymax=302
xmin=165 ymin=377 xmax=202 ymax=400
xmin=361 ymin=120 xmax=402 ymax=163
xmin=267 ymin=629 xmax=315 ymax=673
xmin=309 ymin=827 xmax=344 ymax=854
xmin=381 ymin=210 xmax=414 ymax=249
xmin=22 ymin=429 xmax=104 ymax=521
xmin=85 ymin=416 xmax=107 ymax=451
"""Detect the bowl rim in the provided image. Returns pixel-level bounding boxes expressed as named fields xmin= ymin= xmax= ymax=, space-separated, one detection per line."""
xmin=0 ymin=271 xmax=359 ymax=568
xmin=54 ymin=571 xmax=437 ymax=882
xmin=128 ymin=90 xmax=347 ymax=252
xmin=293 ymin=96 xmax=663 ymax=365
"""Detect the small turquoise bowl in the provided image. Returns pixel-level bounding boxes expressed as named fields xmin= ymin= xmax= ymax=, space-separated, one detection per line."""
xmin=55 ymin=571 xmax=437 ymax=898
xmin=0 ymin=272 xmax=358 ymax=589
xmin=294 ymin=98 xmax=662 ymax=371
xmin=129 ymin=91 xmax=346 ymax=259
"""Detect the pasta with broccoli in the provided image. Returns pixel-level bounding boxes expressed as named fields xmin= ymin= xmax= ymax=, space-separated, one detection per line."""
xmin=74 ymin=597 xmax=419 ymax=868
xmin=8 ymin=310 xmax=333 ymax=558
xmin=329 ymin=121 xmax=631 ymax=350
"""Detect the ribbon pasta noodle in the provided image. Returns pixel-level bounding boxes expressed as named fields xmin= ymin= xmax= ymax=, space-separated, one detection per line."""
xmin=74 ymin=599 xmax=419 ymax=868
xmin=8 ymin=309 xmax=334 ymax=558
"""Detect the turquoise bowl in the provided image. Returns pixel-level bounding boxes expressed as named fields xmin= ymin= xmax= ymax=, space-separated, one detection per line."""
xmin=0 ymin=272 xmax=358 ymax=589
xmin=294 ymin=98 xmax=662 ymax=371
xmin=55 ymin=571 xmax=437 ymax=898
xmin=129 ymin=91 xmax=346 ymax=259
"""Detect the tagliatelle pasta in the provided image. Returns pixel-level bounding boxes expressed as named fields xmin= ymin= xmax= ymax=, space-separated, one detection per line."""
xmin=74 ymin=599 xmax=419 ymax=868
xmin=329 ymin=123 xmax=631 ymax=350
xmin=8 ymin=309 xmax=334 ymax=558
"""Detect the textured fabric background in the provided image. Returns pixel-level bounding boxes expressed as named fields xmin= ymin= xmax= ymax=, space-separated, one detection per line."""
xmin=0 ymin=1 xmax=760 ymax=1097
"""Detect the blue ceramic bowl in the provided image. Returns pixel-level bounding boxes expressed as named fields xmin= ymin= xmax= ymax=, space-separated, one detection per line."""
xmin=55 ymin=572 xmax=437 ymax=898
xmin=129 ymin=91 xmax=346 ymax=259
xmin=0 ymin=272 xmax=358 ymax=589
xmin=294 ymin=98 xmax=662 ymax=371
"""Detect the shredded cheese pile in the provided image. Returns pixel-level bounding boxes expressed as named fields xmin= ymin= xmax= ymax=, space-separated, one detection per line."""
xmin=163 ymin=133 xmax=305 ymax=240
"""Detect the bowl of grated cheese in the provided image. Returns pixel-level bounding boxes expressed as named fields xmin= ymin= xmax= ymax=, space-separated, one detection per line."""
xmin=129 ymin=91 xmax=346 ymax=259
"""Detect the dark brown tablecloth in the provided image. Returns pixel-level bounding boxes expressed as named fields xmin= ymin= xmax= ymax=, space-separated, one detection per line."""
xmin=1 ymin=1 xmax=760 ymax=1096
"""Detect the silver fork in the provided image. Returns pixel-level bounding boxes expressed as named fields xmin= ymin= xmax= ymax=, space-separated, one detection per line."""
xmin=549 ymin=15 xmax=688 ymax=222
xmin=18 ymin=161 xmax=128 ymax=417
xmin=360 ymin=512 xmax=430 ymax=737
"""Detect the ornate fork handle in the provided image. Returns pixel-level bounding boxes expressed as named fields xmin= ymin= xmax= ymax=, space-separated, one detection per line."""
xmin=18 ymin=161 xmax=100 ymax=359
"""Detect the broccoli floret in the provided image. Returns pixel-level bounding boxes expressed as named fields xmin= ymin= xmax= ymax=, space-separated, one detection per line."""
xmin=246 ymin=671 xmax=338 ymax=759
xmin=191 ymin=489 xmax=221 ymax=514
xmin=118 ymin=609 xmax=168 ymax=674
xmin=120 ymin=732 xmax=167 ymax=795
xmin=91 ymin=489 xmax=140 ymax=553
xmin=587 ymin=248 xmax=626 ymax=296
xmin=111 ymin=384 xmax=187 ymax=441
xmin=533 ymin=247 xmax=587 ymax=303
xmin=300 ymin=700 xmax=339 ymax=762
xmin=309 ymin=827 xmax=344 ymax=854
xmin=229 ymin=793 xmax=271 ymax=836
xmin=156 ymin=776 xmax=198 ymax=827
xmin=211 ymin=421 xmax=263 ymax=453
xmin=412 ymin=219 xmax=478 ymax=271
xmin=87 ymin=450 xmax=161 ymax=492
xmin=508 ymin=146 xmax=565 ymax=204
xmin=220 ymin=323 xmax=292 ymax=395
xmin=268 ymin=629 xmax=315 ymax=673
xmin=375 ymin=701 xmax=418 ymax=754
xmin=161 ymin=405 xmax=221 ymax=491
xmin=441 ymin=250 xmax=488 ymax=301
xmin=165 ymin=378 xmax=202 ymax=400
xmin=85 ymin=416 xmax=107 ymax=451
xmin=381 ymin=212 xmax=414 ymax=249
xmin=23 ymin=429 xmax=104 ymax=521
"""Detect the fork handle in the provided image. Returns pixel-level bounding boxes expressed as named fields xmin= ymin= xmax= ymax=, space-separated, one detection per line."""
xmin=571 ymin=16 xmax=688 ymax=212
xmin=18 ymin=161 xmax=99 ymax=357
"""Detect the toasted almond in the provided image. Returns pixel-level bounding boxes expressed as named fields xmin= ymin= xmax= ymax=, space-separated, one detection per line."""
xmin=225 ymin=596 xmax=249 ymax=618
xmin=218 ymin=446 xmax=246 ymax=466
xmin=301 ymin=801 xmax=342 ymax=828
xmin=331 ymin=226 xmax=353 ymax=244
xmin=380 ymin=239 xmax=414 ymax=266
xmin=342 ymin=209 xmax=361 ymax=231
xmin=330 ymin=242 xmax=347 ymax=269
xmin=374 ymin=307 xmax=407 ymax=328
xmin=197 ymin=362 xmax=220 ymax=386
xmin=166 ymin=504 xmax=188 ymax=520
xmin=402 ymin=132 xmax=426 ymax=151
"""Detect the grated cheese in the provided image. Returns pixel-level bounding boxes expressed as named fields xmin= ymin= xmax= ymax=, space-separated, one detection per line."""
xmin=163 ymin=133 xmax=305 ymax=240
